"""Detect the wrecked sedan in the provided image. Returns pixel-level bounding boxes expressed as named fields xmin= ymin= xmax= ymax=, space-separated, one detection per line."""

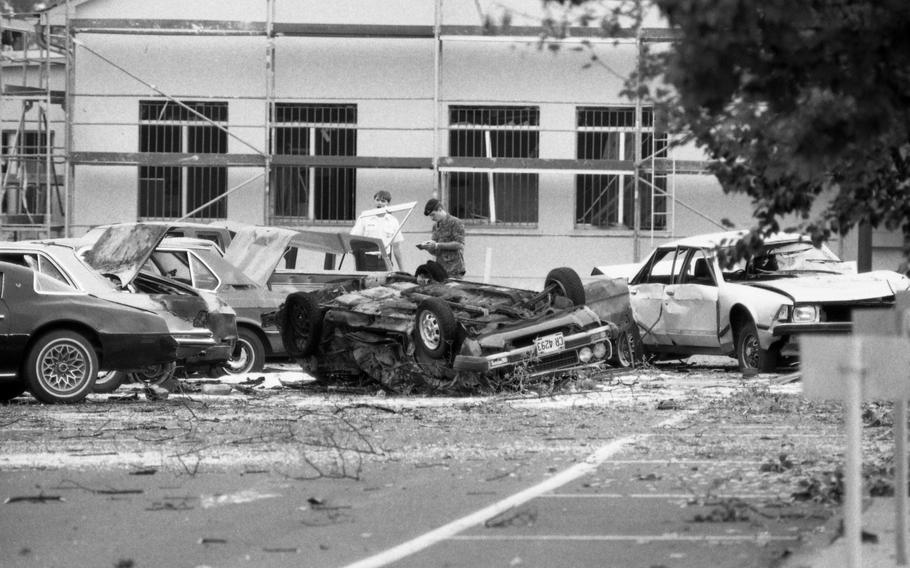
xmin=0 ymin=261 xmax=179 ymax=403
xmin=274 ymin=266 xmax=620 ymax=391
xmin=0 ymin=225 xmax=237 ymax=389
xmin=593 ymin=230 xmax=910 ymax=372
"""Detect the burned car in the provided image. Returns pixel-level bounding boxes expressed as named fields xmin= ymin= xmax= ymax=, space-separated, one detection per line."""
xmin=0 ymin=260 xmax=179 ymax=403
xmin=1 ymin=225 xmax=237 ymax=391
xmin=593 ymin=230 xmax=910 ymax=372
xmin=273 ymin=266 xmax=620 ymax=392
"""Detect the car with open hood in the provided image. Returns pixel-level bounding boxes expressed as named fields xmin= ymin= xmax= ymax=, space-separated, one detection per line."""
xmin=593 ymin=230 xmax=910 ymax=372
xmin=273 ymin=266 xmax=622 ymax=392
xmin=0 ymin=260 xmax=180 ymax=403
xmin=0 ymin=224 xmax=237 ymax=390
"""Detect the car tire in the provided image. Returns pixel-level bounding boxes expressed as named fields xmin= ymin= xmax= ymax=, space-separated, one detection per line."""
xmin=128 ymin=362 xmax=179 ymax=391
xmin=217 ymin=327 xmax=265 ymax=375
xmin=281 ymin=292 xmax=323 ymax=357
xmin=92 ymin=370 xmax=126 ymax=393
xmin=611 ymin=330 xmax=636 ymax=368
xmin=545 ymin=267 xmax=586 ymax=306
xmin=415 ymin=261 xmax=448 ymax=283
xmin=0 ymin=380 xmax=28 ymax=402
xmin=414 ymin=297 xmax=458 ymax=359
xmin=24 ymin=330 xmax=98 ymax=404
xmin=736 ymin=319 xmax=778 ymax=373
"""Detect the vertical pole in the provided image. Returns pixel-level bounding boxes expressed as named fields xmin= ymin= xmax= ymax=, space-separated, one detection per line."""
xmin=845 ymin=336 xmax=864 ymax=568
xmin=64 ymin=0 xmax=73 ymax=236
xmin=631 ymin=29 xmax=642 ymax=262
xmin=432 ymin=0 xmax=442 ymax=196
xmin=264 ymin=0 xmax=275 ymax=225
xmin=896 ymin=399 xmax=908 ymax=565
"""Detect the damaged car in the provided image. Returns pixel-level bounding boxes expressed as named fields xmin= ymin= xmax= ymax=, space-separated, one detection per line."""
xmin=0 ymin=224 xmax=237 ymax=391
xmin=0 ymin=260 xmax=179 ymax=403
xmin=273 ymin=265 xmax=622 ymax=392
xmin=593 ymin=230 xmax=910 ymax=372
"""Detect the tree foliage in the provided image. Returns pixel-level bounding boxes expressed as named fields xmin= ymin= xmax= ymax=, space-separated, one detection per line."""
xmin=538 ymin=0 xmax=910 ymax=251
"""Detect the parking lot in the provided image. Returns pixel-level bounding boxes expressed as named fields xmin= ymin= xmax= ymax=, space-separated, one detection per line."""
xmin=0 ymin=359 xmax=858 ymax=568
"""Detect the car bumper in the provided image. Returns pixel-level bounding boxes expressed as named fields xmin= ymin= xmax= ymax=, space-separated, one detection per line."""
xmin=453 ymin=325 xmax=615 ymax=374
xmin=771 ymin=322 xmax=852 ymax=336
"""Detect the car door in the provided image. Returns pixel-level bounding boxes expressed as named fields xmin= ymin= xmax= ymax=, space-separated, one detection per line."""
xmin=662 ymin=248 xmax=721 ymax=348
xmin=629 ymin=247 xmax=686 ymax=346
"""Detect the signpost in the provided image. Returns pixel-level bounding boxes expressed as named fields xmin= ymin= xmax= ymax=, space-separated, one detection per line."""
xmin=802 ymin=292 xmax=910 ymax=567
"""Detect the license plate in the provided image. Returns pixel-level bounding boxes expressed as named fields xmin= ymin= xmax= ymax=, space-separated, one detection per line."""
xmin=535 ymin=333 xmax=565 ymax=356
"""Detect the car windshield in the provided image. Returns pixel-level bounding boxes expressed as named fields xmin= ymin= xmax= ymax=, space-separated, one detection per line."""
xmin=724 ymin=241 xmax=850 ymax=277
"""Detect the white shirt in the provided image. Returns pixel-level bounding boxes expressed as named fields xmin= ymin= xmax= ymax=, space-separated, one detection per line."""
xmin=350 ymin=210 xmax=404 ymax=250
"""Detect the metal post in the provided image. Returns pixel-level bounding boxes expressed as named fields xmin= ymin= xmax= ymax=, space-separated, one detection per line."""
xmin=845 ymin=336 xmax=864 ymax=568
xmin=897 ymin=399 xmax=908 ymax=565
xmin=64 ymin=0 xmax=73 ymax=236
xmin=632 ymin=28 xmax=642 ymax=262
xmin=264 ymin=0 xmax=275 ymax=225
xmin=432 ymin=0 xmax=442 ymax=196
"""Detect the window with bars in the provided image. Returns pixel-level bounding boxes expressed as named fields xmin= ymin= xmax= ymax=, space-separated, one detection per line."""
xmin=446 ymin=106 xmax=539 ymax=226
xmin=270 ymin=103 xmax=357 ymax=224
xmin=138 ymin=100 xmax=228 ymax=219
xmin=575 ymin=106 xmax=668 ymax=230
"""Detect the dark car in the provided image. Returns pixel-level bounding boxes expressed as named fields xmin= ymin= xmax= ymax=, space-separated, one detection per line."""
xmin=274 ymin=266 xmax=621 ymax=392
xmin=0 ymin=261 xmax=179 ymax=403
xmin=1 ymin=225 xmax=238 ymax=391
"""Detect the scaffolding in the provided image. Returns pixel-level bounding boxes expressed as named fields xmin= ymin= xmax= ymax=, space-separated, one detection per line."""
xmin=1 ymin=0 xmax=717 ymax=260
xmin=0 ymin=8 xmax=66 ymax=240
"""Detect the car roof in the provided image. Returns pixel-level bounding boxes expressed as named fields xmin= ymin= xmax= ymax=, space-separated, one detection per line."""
xmin=660 ymin=230 xmax=808 ymax=250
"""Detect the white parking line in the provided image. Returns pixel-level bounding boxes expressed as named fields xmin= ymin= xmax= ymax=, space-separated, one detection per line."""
xmin=341 ymin=413 xmax=688 ymax=568
xmin=450 ymin=534 xmax=799 ymax=542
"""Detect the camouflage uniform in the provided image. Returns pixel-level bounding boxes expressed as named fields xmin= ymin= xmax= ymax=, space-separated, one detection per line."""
xmin=431 ymin=215 xmax=466 ymax=278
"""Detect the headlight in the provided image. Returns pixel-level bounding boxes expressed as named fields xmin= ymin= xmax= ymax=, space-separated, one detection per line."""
xmin=593 ymin=342 xmax=608 ymax=359
xmin=792 ymin=305 xmax=819 ymax=323
xmin=578 ymin=347 xmax=593 ymax=363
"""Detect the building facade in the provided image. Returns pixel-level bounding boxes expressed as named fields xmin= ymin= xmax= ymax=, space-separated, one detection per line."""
xmin=2 ymin=0 xmax=903 ymax=286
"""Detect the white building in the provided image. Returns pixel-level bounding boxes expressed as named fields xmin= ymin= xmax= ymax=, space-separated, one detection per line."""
xmin=1 ymin=0 xmax=902 ymax=285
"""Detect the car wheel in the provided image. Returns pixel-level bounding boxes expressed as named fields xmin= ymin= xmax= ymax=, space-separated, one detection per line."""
xmin=611 ymin=331 xmax=636 ymax=368
xmin=24 ymin=330 xmax=98 ymax=404
xmin=218 ymin=328 xmax=265 ymax=375
xmin=128 ymin=362 xmax=178 ymax=391
xmin=414 ymin=298 xmax=458 ymax=359
xmin=92 ymin=370 xmax=126 ymax=393
xmin=545 ymin=267 xmax=586 ymax=306
xmin=281 ymin=292 xmax=323 ymax=357
xmin=736 ymin=319 xmax=778 ymax=373
xmin=0 ymin=380 xmax=28 ymax=402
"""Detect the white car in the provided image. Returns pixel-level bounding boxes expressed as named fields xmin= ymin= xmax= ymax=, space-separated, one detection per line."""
xmin=593 ymin=230 xmax=910 ymax=372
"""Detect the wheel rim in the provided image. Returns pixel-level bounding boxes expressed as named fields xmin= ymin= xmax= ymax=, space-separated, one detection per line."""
xmin=223 ymin=339 xmax=253 ymax=374
xmin=419 ymin=311 xmax=441 ymax=350
xmin=742 ymin=333 xmax=760 ymax=369
xmin=616 ymin=333 xmax=633 ymax=367
xmin=38 ymin=340 xmax=90 ymax=394
xmin=94 ymin=370 xmax=116 ymax=387
xmin=131 ymin=362 xmax=176 ymax=385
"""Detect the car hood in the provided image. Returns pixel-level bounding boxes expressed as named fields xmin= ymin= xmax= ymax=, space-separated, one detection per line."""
xmin=223 ymin=226 xmax=390 ymax=287
xmin=744 ymin=270 xmax=910 ymax=302
xmin=223 ymin=226 xmax=299 ymax=288
xmin=81 ymin=223 xmax=170 ymax=287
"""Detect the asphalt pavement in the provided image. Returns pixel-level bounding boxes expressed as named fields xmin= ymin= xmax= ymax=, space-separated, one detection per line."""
xmin=783 ymin=497 xmax=907 ymax=568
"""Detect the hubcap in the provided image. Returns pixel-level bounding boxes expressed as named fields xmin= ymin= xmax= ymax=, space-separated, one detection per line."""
xmin=743 ymin=334 xmax=760 ymax=368
xmin=419 ymin=312 xmax=441 ymax=349
xmin=224 ymin=340 xmax=252 ymax=373
xmin=40 ymin=341 xmax=88 ymax=393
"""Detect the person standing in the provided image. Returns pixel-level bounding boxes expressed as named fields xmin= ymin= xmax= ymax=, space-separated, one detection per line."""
xmin=417 ymin=198 xmax=465 ymax=278
xmin=350 ymin=190 xmax=406 ymax=271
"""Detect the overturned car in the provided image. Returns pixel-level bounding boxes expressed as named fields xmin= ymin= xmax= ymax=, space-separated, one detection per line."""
xmin=271 ymin=266 xmax=622 ymax=392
